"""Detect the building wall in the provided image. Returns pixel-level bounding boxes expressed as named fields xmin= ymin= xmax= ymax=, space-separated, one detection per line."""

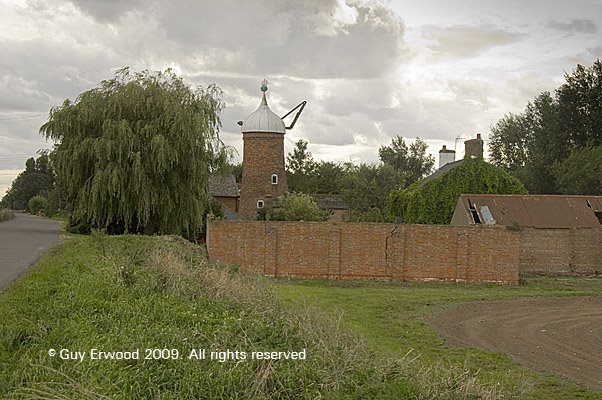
xmin=207 ymin=220 xmax=520 ymax=284
xmin=239 ymin=132 xmax=287 ymax=219
xmin=213 ymin=196 xmax=238 ymax=213
xmin=519 ymin=228 xmax=602 ymax=275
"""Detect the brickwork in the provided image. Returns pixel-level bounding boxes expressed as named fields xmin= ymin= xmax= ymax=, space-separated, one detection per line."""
xmin=239 ymin=132 xmax=287 ymax=219
xmin=519 ymin=228 xmax=602 ymax=275
xmin=214 ymin=196 xmax=238 ymax=213
xmin=207 ymin=220 xmax=521 ymax=285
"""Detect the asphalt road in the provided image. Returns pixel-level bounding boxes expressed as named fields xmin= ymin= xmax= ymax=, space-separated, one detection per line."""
xmin=0 ymin=212 xmax=63 ymax=292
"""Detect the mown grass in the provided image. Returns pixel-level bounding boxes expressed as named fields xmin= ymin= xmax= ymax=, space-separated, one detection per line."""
xmin=0 ymin=208 xmax=15 ymax=222
xmin=276 ymin=277 xmax=602 ymax=400
xmin=0 ymin=234 xmax=428 ymax=399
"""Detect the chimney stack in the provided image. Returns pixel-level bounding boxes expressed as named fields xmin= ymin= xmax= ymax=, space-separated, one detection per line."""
xmin=439 ymin=145 xmax=456 ymax=169
xmin=464 ymin=133 xmax=484 ymax=159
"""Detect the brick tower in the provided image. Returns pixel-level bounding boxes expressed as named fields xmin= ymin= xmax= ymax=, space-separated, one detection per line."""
xmin=239 ymin=81 xmax=288 ymax=219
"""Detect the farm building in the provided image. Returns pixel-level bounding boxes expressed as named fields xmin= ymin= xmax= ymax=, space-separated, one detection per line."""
xmin=451 ymin=194 xmax=602 ymax=228
xmin=208 ymin=174 xmax=239 ymax=219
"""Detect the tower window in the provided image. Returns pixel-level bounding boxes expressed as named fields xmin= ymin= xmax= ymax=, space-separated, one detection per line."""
xmin=257 ymin=200 xmax=264 ymax=209
xmin=271 ymin=174 xmax=278 ymax=184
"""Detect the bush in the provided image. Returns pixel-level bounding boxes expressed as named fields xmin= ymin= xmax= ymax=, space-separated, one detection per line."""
xmin=280 ymin=193 xmax=327 ymax=221
xmin=0 ymin=208 xmax=15 ymax=222
xmin=28 ymin=195 xmax=48 ymax=215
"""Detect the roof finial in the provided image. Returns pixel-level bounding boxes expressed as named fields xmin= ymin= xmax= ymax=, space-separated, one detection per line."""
xmin=261 ymin=79 xmax=268 ymax=92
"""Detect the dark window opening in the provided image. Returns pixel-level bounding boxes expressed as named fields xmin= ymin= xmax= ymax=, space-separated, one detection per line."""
xmin=467 ymin=198 xmax=482 ymax=224
xmin=271 ymin=174 xmax=278 ymax=185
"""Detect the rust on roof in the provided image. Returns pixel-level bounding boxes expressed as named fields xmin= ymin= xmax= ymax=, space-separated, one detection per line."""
xmin=208 ymin=174 xmax=239 ymax=198
xmin=455 ymin=194 xmax=602 ymax=228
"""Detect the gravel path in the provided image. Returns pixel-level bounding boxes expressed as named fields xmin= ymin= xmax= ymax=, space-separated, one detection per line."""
xmin=0 ymin=212 xmax=63 ymax=292
xmin=430 ymin=296 xmax=602 ymax=390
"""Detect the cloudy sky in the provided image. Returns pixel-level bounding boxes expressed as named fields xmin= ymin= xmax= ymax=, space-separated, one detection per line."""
xmin=1 ymin=0 xmax=601 ymax=198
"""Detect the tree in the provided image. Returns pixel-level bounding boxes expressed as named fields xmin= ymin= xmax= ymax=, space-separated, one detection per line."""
xmin=388 ymin=158 xmax=527 ymax=224
xmin=223 ymin=162 xmax=243 ymax=183
xmin=40 ymin=68 xmax=227 ymax=237
xmin=339 ymin=163 xmax=400 ymax=222
xmin=312 ymin=161 xmax=344 ymax=194
xmin=490 ymin=60 xmax=602 ymax=194
xmin=378 ymin=136 xmax=434 ymax=185
xmin=1 ymin=155 xmax=54 ymax=210
xmin=286 ymin=139 xmax=317 ymax=193
xmin=279 ymin=193 xmax=326 ymax=221
xmin=553 ymin=145 xmax=602 ymax=195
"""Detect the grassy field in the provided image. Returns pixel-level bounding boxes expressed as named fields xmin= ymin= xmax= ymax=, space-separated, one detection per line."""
xmin=276 ymin=277 xmax=602 ymax=399
xmin=1 ymin=234 xmax=600 ymax=399
xmin=0 ymin=233 xmax=463 ymax=400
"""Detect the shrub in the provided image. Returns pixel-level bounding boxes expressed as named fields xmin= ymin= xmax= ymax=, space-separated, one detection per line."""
xmin=0 ymin=208 xmax=15 ymax=222
xmin=280 ymin=193 xmax=327 ymax=221
xmin=27 ymin=195 xmax=48 ymax=215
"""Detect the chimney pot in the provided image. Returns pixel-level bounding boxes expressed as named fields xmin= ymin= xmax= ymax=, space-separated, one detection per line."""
xmin=476 ymin=133 xmax=481 ymax=139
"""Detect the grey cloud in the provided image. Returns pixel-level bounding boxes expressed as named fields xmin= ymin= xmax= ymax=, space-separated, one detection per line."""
xmin=159 ymin=0 xmax=407 ymax=79
xmin=68 ymin=0 xmax=148 ymax=22
xmin=423 ymin=25 xmax=523 ymax=60
xmin=547 ymin=19 xmax=599 ymax=34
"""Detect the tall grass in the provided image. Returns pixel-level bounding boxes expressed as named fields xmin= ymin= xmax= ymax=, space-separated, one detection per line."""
xmin=0 ymin=233 xmax=516 ymax=399
xmin=0 ymin=208 xmax=15 ymax=222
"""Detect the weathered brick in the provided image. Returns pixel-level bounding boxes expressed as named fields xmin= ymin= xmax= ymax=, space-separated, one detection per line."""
xmin=207 ymin=220 xmax=529 ymax=285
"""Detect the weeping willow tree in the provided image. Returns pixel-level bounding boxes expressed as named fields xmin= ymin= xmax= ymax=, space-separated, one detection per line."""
xmin=40 ymin=68 xmax=228 ymax=238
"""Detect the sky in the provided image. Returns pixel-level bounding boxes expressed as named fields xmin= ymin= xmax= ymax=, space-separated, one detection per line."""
xmin=1 ymin=0 xmax=601 ymax=199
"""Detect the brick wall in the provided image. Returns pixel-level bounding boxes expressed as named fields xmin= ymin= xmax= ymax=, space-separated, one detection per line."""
xmin=214 ymin=196 xmax=238 ymax=213
xmin=207 ymin=220 xmax=520 ymax=285
xmin=519 ymin=228 xmax=602 ymax=275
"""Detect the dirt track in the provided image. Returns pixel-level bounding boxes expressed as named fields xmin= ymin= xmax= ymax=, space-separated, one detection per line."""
xmin=430 ymin=296 xmax=602 ymax=390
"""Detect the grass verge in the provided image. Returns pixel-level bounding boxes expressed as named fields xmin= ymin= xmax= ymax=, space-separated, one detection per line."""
xmin=0 ymin=234 xmax=425 ymax=399
xmin=0 ymin=209 xmax=15 ymax=222
xmin=276 ymin=277 xmax=602 ymax=400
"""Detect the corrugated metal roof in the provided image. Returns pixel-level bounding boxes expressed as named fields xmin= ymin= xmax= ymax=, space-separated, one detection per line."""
xmin=458 ymin=194 xmax=602 ymax=228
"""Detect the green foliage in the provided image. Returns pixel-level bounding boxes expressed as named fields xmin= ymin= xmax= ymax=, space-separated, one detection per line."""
xmin=40 ymin=68 xmax=228 ymax=238
xmin=349 ymin=207 xmax=387 ymax=223
xmin=286 ymin=139 xmax=318 ymax=193
xmin=0 ymin=235 xmax=415 ymax=399
xmin=553 ymin=144 xmax=602 ymax=195
xmin=284 ymin=136 xmax=434 ymax=222
xmin=388 ymin=158 xmax=527 ymax=224
xmin=490 ymin=59 xmax=602 ymax=194
xmin=1 ymin=154 xmax=54 ymax=210
xmin=207 ymin=197 xmax=225 ymax=219
xmin=223 ymin=162 xmax=243 ymax=183
xmin=280 ymin=193 xmax=327 ymax=221
xmin=378 ymin=136 xmax=434 ymax=184
xmin=28 ymin=195 xmax=48 ymax=215
xmin=0 ymin=209 xmax=15 ymax=222
xmin=339 ymin=163 xmax=401 ymax=222
xmin=279 ymin=277 xmax=602 ymax=399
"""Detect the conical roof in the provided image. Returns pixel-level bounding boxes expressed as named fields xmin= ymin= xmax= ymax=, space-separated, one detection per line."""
xmin=241 ymin=82 xmax=285 ymax=134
